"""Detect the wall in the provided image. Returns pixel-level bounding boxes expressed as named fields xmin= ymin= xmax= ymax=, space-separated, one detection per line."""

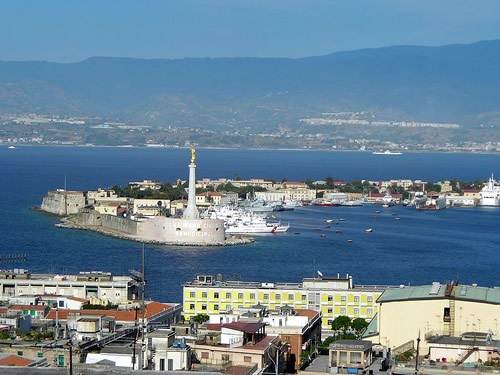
xmin=41 ymin=191 xmax=85 ymax=216
xmin=101 ymin=215 xmax=139 ymax=235
xmin=141 ymin=217 xmax=225 ymax=245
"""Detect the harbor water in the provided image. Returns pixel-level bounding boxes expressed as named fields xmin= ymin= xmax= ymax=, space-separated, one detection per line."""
xmin=0 ymin=146 xmax=499 ymax=302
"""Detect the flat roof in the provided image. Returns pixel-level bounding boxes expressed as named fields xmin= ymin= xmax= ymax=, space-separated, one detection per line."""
xmin=378 ymin=283 xmax=500 ymax=305
xmin=329 ymin=340 xmax=373 ymax=351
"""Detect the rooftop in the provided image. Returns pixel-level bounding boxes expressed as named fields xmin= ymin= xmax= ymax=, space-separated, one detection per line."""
xmin=185 ymin=275 xmax=393 ymax=292
xmin=377 ymin=283 xmax=500 ymax=305
xmin=222 ymin=321 xmax=266 ymax=334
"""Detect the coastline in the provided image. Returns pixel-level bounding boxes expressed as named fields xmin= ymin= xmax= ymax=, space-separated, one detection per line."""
xmin=55 ymin=216 xmax=254 ymax=247
xmin=4 ymin=143 xmax=500 ymax=155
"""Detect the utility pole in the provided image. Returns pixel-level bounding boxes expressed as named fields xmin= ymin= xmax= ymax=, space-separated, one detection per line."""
xmin=140 ymin=244 xmax=146 ymax=370
xmin=415 ymin=330 xmax=421 ymax=375
xmin=69 ymin=343 xmax=73 ymax=375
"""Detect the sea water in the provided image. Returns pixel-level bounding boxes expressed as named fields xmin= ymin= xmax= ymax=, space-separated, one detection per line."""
xmin=0 ymin=146 xmax=499 ymax=302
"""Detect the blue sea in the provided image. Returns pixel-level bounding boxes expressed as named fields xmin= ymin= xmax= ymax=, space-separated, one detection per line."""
xmin=1 ymin=146 xmax=499 ymax=302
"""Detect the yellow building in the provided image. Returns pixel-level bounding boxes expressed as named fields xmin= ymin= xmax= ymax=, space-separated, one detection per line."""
xmin=363 ymin=282 xmax=500 ymax=354
xmin=183 ymin=274 xmax=390 ymax=330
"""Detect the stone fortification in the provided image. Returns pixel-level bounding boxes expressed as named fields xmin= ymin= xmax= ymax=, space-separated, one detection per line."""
xmin=141 ymin=217 xmax=225 ymax=244
xmin=41 ymin=190 xmax=86 ymax=216
xmin=64 ymin=210 xmax=230 ymax=246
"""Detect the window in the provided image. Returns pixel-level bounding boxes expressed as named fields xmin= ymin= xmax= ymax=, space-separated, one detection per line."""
xmin=244 ymin=356 xmax=252 ymax=363
xmin=444 ymin=307 xmax=451 ymax=322
xmin=214 ymin=304 xmax=219 ymax=311
xmin=238 ymin=293 xmax=243 ymax=299
xmin=288 ymin=293 xmax=294 ymax=301
xmin=354 ymin=308 xmax=359 ymax=315
xmin=341 ymin=295 xmax=346 ymax=302
xmin=202 ymin=292 xmax=207 ymax=298
xmin=160 ymin=358 xmax=165 ymax=371
xmin=190 ymin=292 xmax=195 ymax=298
xmin=201 ymin=304 xmax=207 ymax=310
xmin=354 ymin=296 xmax=360 ymax=303
xmin=201 ymin=352 xmax=209 ymax=359
xmin=328 ymin=295 xmax=333 ymax=302
xmin=250 ymin=293 xmax=256 ymax=300
xmin=301 ymin=294 xmax=307 ymax=301
xmin=226 ymin=292 xmax=231 ymax=299
xmin=264 ymin=294 xmax=269 ymax=300
xmin=275 ymin=294 xmax=281 ymax=300
xmin=367 ymin=308 xmax=373 ymax=315
xmin=327 ymin=319 xmax=333 ymax=325
xmin=58 ymin=300 xmax=64 ymax=308
xmin=222 ymin=354 xmax=230 ymax=362
xmin=214 ymin=292 xmax=219 ymax=298
xmin=367 ymin=296 xmax=373 ymax=303
xmin=189 ymin=304 xmax=195 ymax=310
xmin=341 ymin=308 xmax=346 ymax=314
xmin=327 ymin=308 xmax=333 ymax=314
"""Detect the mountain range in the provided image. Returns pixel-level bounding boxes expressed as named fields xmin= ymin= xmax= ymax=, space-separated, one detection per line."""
xmin=1 ymin=39 xmax=500 ymax=129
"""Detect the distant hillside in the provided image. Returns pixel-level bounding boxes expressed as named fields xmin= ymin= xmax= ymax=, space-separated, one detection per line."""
xmin=1 ymin=39 xmax=500 ymax=128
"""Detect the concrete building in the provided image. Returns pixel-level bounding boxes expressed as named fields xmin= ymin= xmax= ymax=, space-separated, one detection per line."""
xmin=446 ymin=195 xmax=478 ymax=207
xmin=191 ymin=321 xmax=279 ymax=370
xmin=132 ymin=198 xmax=170 ymax=216
xmin=0 ymin=269 xmax=138 ymax=305
xmin=183 ymin=274 xmax=391 ymax=330
xmin=86 ymin=189 xmax=120 ymax=205
xmin=364 ymin=282 xmax=500 ymax=357
xmin=255 ymin=188 xmax=316 ymax=202
xmin=128 ymin=179 xmax=162 ymax=190
xmin=328 ymin=340 xmax=373 ymax=371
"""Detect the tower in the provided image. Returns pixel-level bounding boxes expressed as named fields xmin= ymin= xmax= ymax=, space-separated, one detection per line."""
xmin=183 ymin=147 xmax=200 ymax=219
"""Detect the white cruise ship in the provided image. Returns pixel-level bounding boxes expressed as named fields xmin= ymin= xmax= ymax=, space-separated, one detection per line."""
xmin=479 ymin=175 xmax=500 ymax=207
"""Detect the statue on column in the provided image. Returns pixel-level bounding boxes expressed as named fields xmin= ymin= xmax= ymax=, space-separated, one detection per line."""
xmin=190 ymin=146 xmax=196 ymax=163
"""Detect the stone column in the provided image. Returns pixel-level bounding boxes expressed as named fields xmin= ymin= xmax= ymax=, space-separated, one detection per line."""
xmin=183 ymin=161 xmax=199 ymax=219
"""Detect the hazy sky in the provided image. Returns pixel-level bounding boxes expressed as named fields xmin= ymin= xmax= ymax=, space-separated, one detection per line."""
xmin=1 ymin=0 xmax=500 ymax=62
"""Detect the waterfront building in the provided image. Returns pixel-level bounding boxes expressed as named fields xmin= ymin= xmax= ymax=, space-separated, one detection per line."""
xmin=128 ymin=179 xmax=162 ymax=191
xmin=132 ymin=198 xmax=170 ymax=216
xmin=363 ymin=282 xmax=500 ymax=359
xmin=183 ymin=274 xmax=391 ymax=330
xmin=40 ymin=190 xmax=86 ymax=216
xmin=86 ymin=189 xmax=120 ymax=205
xmin=256 ymin=188 xmax=316 ymax=202
xmin=0 ymin=269 xmax=138 ymax=305
xmin=463 ymin=188 xmax=481 ymax=199
xmin=445 ymin=195 xmax=478 ymax=207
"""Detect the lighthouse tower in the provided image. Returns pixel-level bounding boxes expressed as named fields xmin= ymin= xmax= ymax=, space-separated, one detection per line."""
xmin=183 ymin=147 xmax=200 ymax=219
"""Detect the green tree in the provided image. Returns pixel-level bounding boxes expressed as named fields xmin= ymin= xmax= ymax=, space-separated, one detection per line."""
xmin=192 ymin=313 xmax=209 ymax=325
xmin=331 ymin=315 xmax=352 ymax=336
xmin=351 ymin=318 xmax=369 ymax=338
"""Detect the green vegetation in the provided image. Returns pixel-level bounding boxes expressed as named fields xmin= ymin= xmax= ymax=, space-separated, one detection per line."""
xmin=191 ymin=313 xmax=210 ymax=325
xmin=111 ymin=183 xmax=186 ymax=201
xmin=395 ymin=349 xmax=416 ymax=362
xmin=331 ymin=316 xmax=369 ymax=339
xmin=16 ymin=330 xmax=54 ymax=342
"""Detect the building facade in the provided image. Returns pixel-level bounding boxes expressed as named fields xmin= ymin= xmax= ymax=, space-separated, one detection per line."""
xmin=0 ymin=269 xmax=137 ymax=305
xmin=183 ymin=274 xmax=391 ymax=330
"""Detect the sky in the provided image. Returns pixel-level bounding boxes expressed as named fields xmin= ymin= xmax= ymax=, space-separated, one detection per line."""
xmin=1 ymin=0 xmax=500 ymax=62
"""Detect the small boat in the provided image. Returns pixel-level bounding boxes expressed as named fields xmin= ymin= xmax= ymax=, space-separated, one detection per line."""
xmin=339 ymin=218 xmax=346 ymax=222
xmin=375 ymin=211 xmax=380 ymax=214
xmin=382 ymin=204 xmax=389 ymax=208
xmin=326 ymin=219 xmax=333 ymax=223
xmin=320 ymin=234 xmax=326 ymax=238
xmin=335 ymin=230 xmax=343 ymax=234
xmin=365 ymin=228 xmax=373 ymax=233
xmin=395 ymin=217 xmax=401 ymax=221
xmin=324 ymin=226 xmax=331 ymax=229
xmin=294 ymin=232 xmax=301 ymax=234
xmin=347 ymin=239 xmax=353 ymax=243
xmin=8 ymin=146 xmax=16 ymax=149
xmin=313 ymin=228 xmax=321 ymax=232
